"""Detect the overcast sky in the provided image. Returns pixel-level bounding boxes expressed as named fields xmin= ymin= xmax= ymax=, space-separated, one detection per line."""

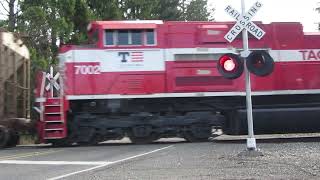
xmin=209 ymin=0 xmax=319 ymax=32
xmin=0 ymin=0 xmax=319 ymax=32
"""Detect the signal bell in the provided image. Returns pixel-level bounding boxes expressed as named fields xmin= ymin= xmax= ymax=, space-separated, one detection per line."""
xmin=217 ymin=53 xmax=244 ymax=79
xmin=246 ymin=51 xmax=274 ymax=77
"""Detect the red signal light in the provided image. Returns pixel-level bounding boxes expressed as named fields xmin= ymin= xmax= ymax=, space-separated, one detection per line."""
xmin=217 ymin=53 xmax=243 ymax=79
xmin=223 ymin=59 xmax=236 ymax=72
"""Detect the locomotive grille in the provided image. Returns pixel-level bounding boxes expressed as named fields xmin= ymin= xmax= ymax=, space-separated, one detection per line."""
xmin=174 ymin=54 xmax=222 ymax=61
xmin=127 ymin=78 xmax=144 ymax=90
xmin=175 ymin=76 xmax=232 ymax=86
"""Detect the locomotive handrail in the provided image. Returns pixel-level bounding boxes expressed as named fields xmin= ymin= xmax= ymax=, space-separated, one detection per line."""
xmin=39 ymin=71 xmax=46 ymax=98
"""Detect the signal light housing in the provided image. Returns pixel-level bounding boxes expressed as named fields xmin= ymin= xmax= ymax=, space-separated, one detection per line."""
xmin=217 ymin=53 xmax=244 ymax=79
xmin=246 ymin=51 xmax=274 ymax=77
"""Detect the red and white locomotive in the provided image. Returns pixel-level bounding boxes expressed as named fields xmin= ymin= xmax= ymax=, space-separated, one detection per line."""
xmin=35 ymin=20 xmax=320 ymax=145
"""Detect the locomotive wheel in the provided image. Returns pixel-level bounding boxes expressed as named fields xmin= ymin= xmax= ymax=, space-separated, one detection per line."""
xmin=6 ymin=129 xmax=19 ymax=147
xmin=75 ymin=127 xmax=101 ymax=146
xmin=77 ymin=136 xmax=100 ymax=146
xmin=184 ymin=133 xmax=209 ymax=142
xmin=0 ymin=126 xmax=10 ymax=148
xmin=128 ymin=134 xmax=158 ymax=144
xmin=128 ymin=126 xmax=158 ymax=144
xmin=51 ymin=139 xmax=73 ymax=147
xmin=184 ymin=124 xmax=211 ymax=142
xmin=77 ymin=132 xmax=102 ymax=146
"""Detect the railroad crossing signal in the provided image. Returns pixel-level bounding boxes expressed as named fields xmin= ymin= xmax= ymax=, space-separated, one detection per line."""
xmin=220 ymin=1 xmax=274 ymax=80
xmin=224 ymin=1 xmax=265 ymax=43
xmin=218 ymin=50 xmax=274 ymax=79
xmin=221 ymin=1 xmax=267 ymax=153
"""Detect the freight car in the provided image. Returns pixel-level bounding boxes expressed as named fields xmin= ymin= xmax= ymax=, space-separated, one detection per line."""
xmin=0 ymin=30 xmax=31 ymax=148
xmin=35 ymin=20 xmax=320 ymax=146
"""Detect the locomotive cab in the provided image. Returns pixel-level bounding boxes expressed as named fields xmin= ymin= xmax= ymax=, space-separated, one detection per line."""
xmin=86 ymin=21 xmax=159 ymax=48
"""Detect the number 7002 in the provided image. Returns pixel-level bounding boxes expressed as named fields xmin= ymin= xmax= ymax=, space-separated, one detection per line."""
xmin=74 ymin=65 xmax=101 ymax=74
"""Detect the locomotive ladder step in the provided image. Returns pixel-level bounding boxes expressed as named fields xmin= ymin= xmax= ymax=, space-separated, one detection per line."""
xmin=45 ymin=104 xmax=61 ymax=107
xmin=41 ymin=97 xmax=66 ymax=140
xmin=44 ymin=137 xmax=65 ymax=140
xmin=46 ymin=97 xmax=61 ymax=100
xmin=45 ymin=112 xmax=62 ymax=115
xmin=43 ymin=128 xmax=66 ymax=139
xmin=45 ymin=128 xmax=64 ymax=131
xmin=45 ymin=120 xmax=64 ymax=123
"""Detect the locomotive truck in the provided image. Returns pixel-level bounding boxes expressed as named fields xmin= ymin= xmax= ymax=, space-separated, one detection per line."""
xmin=35 ymin=20 xmax=320 ymax=146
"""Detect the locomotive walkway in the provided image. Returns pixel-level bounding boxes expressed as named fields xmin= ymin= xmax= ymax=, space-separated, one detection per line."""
xmin=0 ymin=136 xmax=320 ymax=179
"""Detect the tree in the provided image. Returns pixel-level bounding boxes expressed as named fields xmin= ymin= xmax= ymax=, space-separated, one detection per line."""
xmin=185 ymin=0 xmax=212 ymax=21
xmin=18 ymin=4 xmax=52 ymax=65
xmin=70 ymin=0 xmax=94 ymax=44
xmin=18 ymin=0 xmax=77 ymax=63
xmin=153 ymin=0 xmax=181 ymax=20
xmin=87 ymin=0 xmax=122 ymax=20
xmin=119 ymin=0 xmax=159 ymax=20
xmin=0 ymin=0 xmax=20 ymax=31
xmin=151 ymin=0 xmax=213 ymax=21
xmin=0 ymin=19 xmax=7 ymax=28
xmin=116 ymin=0 xmax=214 ymax=21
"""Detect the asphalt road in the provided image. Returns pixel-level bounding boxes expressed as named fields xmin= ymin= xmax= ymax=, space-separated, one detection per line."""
xmin=0 ymin=135 xmax=320 ymax=180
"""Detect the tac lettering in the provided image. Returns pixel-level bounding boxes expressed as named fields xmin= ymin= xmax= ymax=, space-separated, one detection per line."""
xmin=299 ymin=50 xmax=320 ymax=60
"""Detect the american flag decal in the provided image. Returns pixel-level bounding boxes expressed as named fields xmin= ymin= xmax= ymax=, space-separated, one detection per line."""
xmin=131 ymin=52 xmax=144 ymax=62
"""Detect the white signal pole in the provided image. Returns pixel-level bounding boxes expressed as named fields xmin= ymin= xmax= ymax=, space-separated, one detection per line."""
xmin=241 ymin=0 xmax=257 ymax=151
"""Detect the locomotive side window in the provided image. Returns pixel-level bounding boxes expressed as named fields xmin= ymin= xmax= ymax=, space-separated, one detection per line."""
xmin=105 ymin=30 xmax=115 ymax=45
xmin=104 ymin=29 xmax=156 ymax=46
xmin=146 ymin=29 xmax=155 ymax=45
xmin=118 ymin=30 xmax=130 ymax=45
xmin=132 ymin=30 xmax=142 ymax=45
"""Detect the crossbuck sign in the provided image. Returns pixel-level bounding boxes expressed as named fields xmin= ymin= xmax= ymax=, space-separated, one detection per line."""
xmin=45 ymin=66 xmax=60 ymax=97
xmin=224 ymin=1 xmax=265 ymax=43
